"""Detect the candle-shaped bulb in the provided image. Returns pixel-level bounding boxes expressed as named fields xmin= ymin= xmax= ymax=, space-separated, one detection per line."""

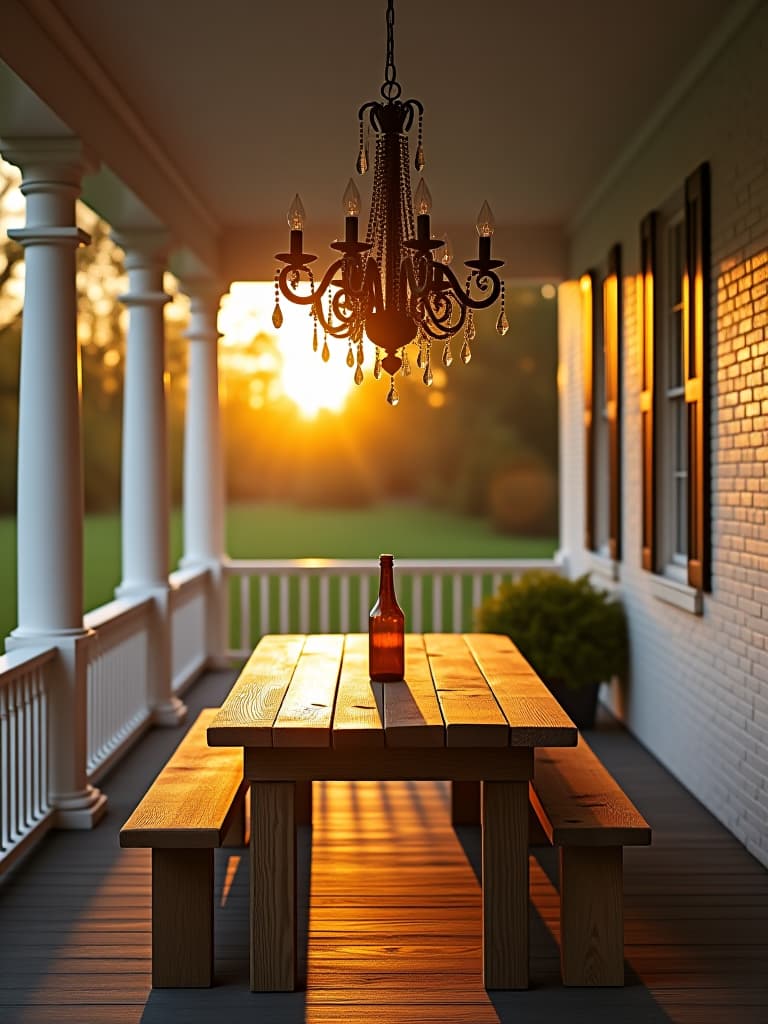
xmin=414 ymin=178 xmax=432 ymax=217
xmin=476 ymin=200 xmax=495 ymax=237
xmin=287 ymin=193 xmax=306 ymax=231
xmin=342 ymin=179 xmax=361 ymax=217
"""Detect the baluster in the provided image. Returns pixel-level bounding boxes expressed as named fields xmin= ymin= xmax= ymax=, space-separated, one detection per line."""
xmin=240 ymin=576 xmax=251 ymax=653
xmin=259 ymin=574 xmax=269 ymax=639
xmin=319 ymin=575 xmax=330 ymax=633
xmin=23 ymin=676 xmax=33 ymax=829
xmin=279 ymin=574 xmax=290 ymax=633
xmin=412 ymin=575 xmax=423 ymax=632
xmin=452 ymin=573 xmax=463 ymax=632
xmin=8 ymin=680 xmax=18 ymax=840
xmin=472 ymin=573 xmax=482 ymax=620
xmin=299 ymin=575 xmax=310 ymax=632
xmin=0 ymin=686 xmax=8 ymax=849
xmin=340 ymin=575 xmax=350 ymax=632
xmin=358 ymin=574 xmax=369 ymax=631
xmin=40 ymin=674 xmax=49 ymax=812
xmin=432 ymin=575 xmax=443 ymax=632
xmin=30 ymin=672 xmax=41 ymax=820
xmin=492 ymin=572 xmax=502 ymax=594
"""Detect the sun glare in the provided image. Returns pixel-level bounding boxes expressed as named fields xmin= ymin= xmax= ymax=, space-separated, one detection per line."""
xmin=218 ymin=282 xmax=356 ymax=418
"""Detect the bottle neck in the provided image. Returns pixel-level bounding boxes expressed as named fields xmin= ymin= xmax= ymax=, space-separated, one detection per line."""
xmin=379 ymin=557 xmax=395 ymax=597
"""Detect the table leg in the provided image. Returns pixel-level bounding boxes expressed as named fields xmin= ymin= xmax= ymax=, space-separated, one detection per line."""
xmin=482 ymin=780 xmax=529 ymax=989
xmin=250 ymin=781 xmax=296 ymax=991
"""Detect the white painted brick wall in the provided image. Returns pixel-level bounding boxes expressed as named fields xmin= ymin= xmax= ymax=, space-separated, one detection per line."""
xmin=560 ymin=4 xmax=768 ymax=866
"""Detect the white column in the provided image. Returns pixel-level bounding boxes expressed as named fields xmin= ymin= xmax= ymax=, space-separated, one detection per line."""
xmin=179 ymin=277 xmax=228 ymax=664
xmin=2 ymin=137 xmax=106 ymax=828
xmin=557 ymin=280 xmax=587 ymax=579
xmin=113 ymin=229 xmax=186 ymax=726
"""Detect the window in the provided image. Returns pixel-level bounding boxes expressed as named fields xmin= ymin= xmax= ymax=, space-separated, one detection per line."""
xmin=583 ymin=245 xmax=622 ymax=561
xmin=640 ymin=163 xmax=711 ymax=594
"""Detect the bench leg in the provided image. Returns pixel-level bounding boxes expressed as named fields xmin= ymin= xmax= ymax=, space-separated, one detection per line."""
xmin=250 ymin=781 xmax=296 ymax=991
xmin=451 ymin=781 xmax=481 ymax=825
xmin=152 ymin=848 xmax=214 ymax=987
xmin=482 ymin=780 xmax=529 ymax=989
xmin=560 ymin=846 xmax=624 ymax=986
xmin=295 ymin=780 xmax=312 ymax=826
xmin=222 ymin=786 xmax=248 ymax=847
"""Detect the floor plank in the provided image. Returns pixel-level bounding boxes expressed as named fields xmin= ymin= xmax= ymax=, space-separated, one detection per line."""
xmin=0 ymin=670 xmax=766 ymax=1023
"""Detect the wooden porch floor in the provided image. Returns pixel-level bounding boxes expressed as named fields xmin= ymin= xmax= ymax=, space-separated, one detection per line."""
xmin=1 ymin=668 xmax=767 ymax=1024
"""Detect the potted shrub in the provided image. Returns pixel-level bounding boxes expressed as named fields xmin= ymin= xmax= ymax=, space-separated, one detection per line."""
xmin=476 ymin=570 xmax=628 ymax=729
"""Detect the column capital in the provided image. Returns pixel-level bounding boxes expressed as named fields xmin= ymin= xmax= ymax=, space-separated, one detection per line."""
xmin=113 ymin=228 xmax=172 ymax=306
xmin=0 ymin=136 xmax=97 ymax=190
xmin=181 ymin=275 xmax=223 ymax=343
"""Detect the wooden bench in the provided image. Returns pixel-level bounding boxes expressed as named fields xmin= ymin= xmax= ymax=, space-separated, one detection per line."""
xmin=119 ymin=708 xmax=247 ymax=987
xmin=529 ymin=735 xmax=651 ymax=986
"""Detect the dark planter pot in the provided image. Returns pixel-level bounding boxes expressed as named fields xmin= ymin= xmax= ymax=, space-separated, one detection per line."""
xmin=544 ymin=679 xmax=600 ymax=730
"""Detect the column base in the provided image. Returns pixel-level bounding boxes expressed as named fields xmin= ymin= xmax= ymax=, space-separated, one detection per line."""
xmin=152 ymin=696 xmax=188 ymax=727
xmin=53 ymin=784 xmax=108 ymax=829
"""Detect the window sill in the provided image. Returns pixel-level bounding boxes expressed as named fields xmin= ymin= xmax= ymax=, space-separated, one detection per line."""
xmin=586 ymin=551 xmax=620 ymax=587
xmin=649 ymin=573 xmax=702 ymax=615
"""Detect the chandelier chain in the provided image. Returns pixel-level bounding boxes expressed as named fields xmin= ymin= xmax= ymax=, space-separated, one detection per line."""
xmin=381 ymin=0 xmax=401 ymax=101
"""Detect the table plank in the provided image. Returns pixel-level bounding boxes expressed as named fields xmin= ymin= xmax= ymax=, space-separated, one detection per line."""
xmin=424 ymin=634 xmax=508 ymax=747
xmin=464 ymin=633 xmax=578 ymax=747
xmin=332 ymin=634 xmax=384 ymax=748
xmin=384 ymin=635 xmax=445 ymax=747
xmin=273 ymin=634 xmax=344 ymax=747
xmin=207 ymin=634 xmax=305 ymax=746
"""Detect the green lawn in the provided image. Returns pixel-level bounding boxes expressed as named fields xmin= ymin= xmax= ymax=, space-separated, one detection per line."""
xmin=0 ymin=502 xmax=556 ymax=642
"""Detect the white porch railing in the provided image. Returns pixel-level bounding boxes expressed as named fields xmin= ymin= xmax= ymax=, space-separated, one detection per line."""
xmin=0 ymin=645 xmax=57 ymax=869
xmin=223 ymin=557 xmax=560 ymax=659
xmin=84 ymin=597 xmax=153 ymax=778
xmin=169 ymin=567 xmax=210 ymax=693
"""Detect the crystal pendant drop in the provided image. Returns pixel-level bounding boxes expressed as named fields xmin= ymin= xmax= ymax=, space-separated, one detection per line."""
xmin=460 ymin=340 xmax=472 ymax=364
xmin=356 ymin=146 xmax=368 ymax=175
xmin=415 ymin=143 xmax=425 ymax=172
xmin=442 ymin=341 xmax=453 ymax=368
xmin=321 ymin=340 xmax=330 ymax=362
xmin=354 ymin=364 xmax=364 ymax=385
xmin=496 ymin=309 xmax=509 ymax=335
xmin=312 ymin=323 xmax=318 ymax=352
xmin=272 ymin=303 xmax=283 ymax=329
xmin=402 ymin=348 xmax=411 ymax=376
xmin=465 ymin=314 xmax=476 ymax=342
xmin=386 ymin=377 xmax=400 ymax=406
xmin=373 ymin=348 xmax=382 ymax=380
xmin=416 ymin=343 xmax=424 ymax=370
xmin=357 ymin=341 xmax=364 ymax=366
xmin=346 ymin=344 xmax=355 ymax=368
xmin=423 ymin=361 xmax=433 ymax=387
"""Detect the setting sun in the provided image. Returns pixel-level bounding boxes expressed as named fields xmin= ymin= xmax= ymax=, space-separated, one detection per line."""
xmin=219 ymin=282 xmax=357 ymax=418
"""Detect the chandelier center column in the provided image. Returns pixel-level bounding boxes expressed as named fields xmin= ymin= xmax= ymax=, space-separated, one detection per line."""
xmin=113 ymin=228 xmax=186 ymax=727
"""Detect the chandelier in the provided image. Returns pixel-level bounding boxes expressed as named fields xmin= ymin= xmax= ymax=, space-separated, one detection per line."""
xmin=272 ymin=0 xmax=507 ymax=406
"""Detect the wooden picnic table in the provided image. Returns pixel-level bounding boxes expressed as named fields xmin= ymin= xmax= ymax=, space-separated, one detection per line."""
xmin=207 ymin=632 xmax=577 ymax=991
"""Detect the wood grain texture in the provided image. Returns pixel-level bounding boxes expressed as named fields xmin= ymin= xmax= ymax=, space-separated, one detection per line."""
xmin=560 ymin=846 xmax=624 ymax=985
xmin=332 ymin=634 xmax=384 ymax=747
xmin=482 ymin=780 xmax=529 ymax=989
xmin=424 ymin=634 xmax=508 ymax=747
xmin=151 ymin=848 xmax=213 ymax=987
xmin=120 ymin=708 xmax=245 ymax=848
xmin=245 ymin=745 xmax=531 ymax=782
xmin=463 ymin=633 xmax=578 ymax=747
xmin=250 ymin=781 xmax=296 ymax=991
xmin=383 ymin=635 xmax=445 ymax=747
xmin=531 ymin=736 xmax=652 ymax=846
xmin=273 ymin=634 xmax=344 ymax=747
xmin=207 ymin=634 xmax=306 ymax=746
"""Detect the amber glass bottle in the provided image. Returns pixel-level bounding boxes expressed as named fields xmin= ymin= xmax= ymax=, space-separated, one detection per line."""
xmin=369 ymin=554 xmax=405 ymax=681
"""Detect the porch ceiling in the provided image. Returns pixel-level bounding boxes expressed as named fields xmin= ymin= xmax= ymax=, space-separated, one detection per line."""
xmin=0 ymin=0 xmax=739 ymax=278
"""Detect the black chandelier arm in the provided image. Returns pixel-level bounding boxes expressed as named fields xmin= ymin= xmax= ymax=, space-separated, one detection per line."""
xmin=419 ymin=291 xmax=468 ymax=341
xmin=437 ymin=264 xmax=502 ymax=310
xmin=277 ymin=261 xmax=343 ymax=308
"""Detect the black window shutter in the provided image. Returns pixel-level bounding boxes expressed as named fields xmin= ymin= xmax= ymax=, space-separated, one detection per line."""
xmin=640 ymin=213 xmax=657 ymax=572
xmin=582 ymin=271 xmax=597 ymax=551
xmin=604 ymin=244 xmax=622 ymax=561
xmin=684 ymin=162 xmax=711 ymax=591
